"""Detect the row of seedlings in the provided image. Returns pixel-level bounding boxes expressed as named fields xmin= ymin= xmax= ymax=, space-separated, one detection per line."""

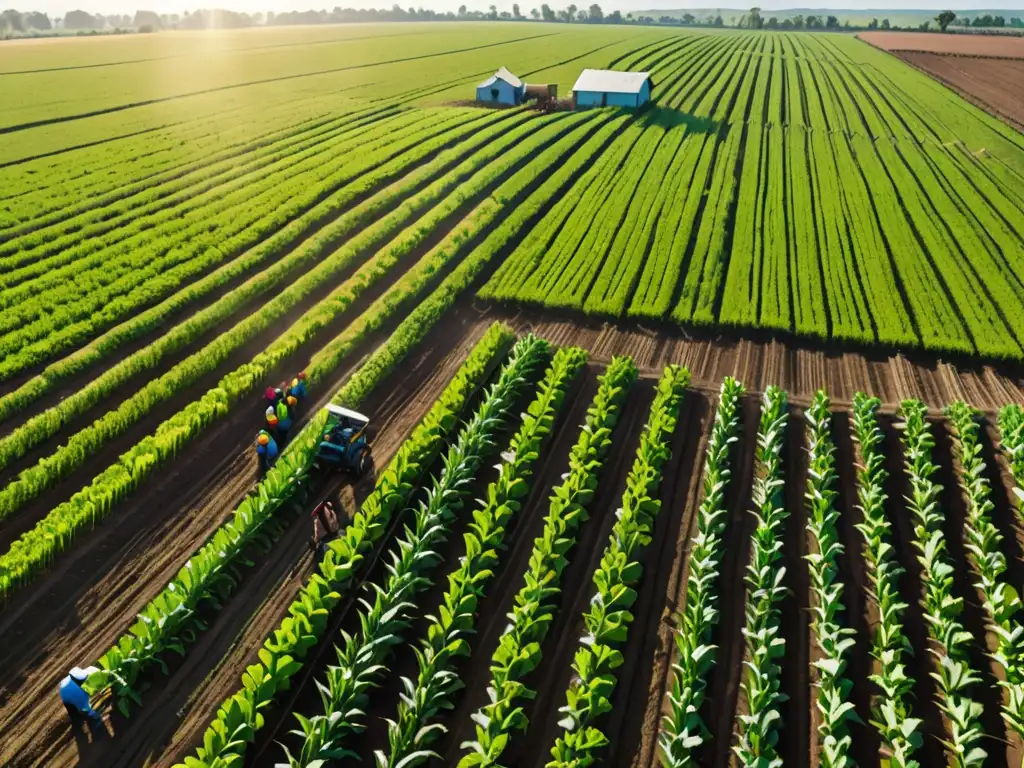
xmin=457 ymin=355 xmax=639 ymax=765
xmin=547 ymin=364 xmax=691 ymax=764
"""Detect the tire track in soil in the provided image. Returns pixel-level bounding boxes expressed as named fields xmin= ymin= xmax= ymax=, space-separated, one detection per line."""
xmin=502 ymin=379 xmax=656 ymax=767
xmin=427 ymin=364 xmax=602 ymax=764
xmin=603 ymin=390 xmax=712 ymax=768
xmin=0 ymin=312 xmax=496 ymax=767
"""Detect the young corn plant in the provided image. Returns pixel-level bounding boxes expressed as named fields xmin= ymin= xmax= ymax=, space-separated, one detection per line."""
xmin=850 ymin=394 xmax=921 ymax=768
xmin=947 ymin=402 xmax=1024 ymax=743
xmin=374 ymin=346 xmax=589 ymax=768
xmin=547 ymin=364 xmax=690 ymax=766
xmin=281 ymin=334 xmax=548 ymax=765
xmin=658 ymin=376 xmax=745 ymax=765
xmin=900 ymin=400 xmax=986 ymax=768
xmin=805 ymin=391 xmax=858 ymax=768
xmin=998 ymin=405 xmax=1024 ymax=520
xmin=457 ymin=354 xmax=638 ymax=767
xmin=734 ymin=385 xmax=789 ymax=768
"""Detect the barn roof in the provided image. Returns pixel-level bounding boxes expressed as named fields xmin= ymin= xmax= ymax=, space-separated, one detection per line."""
xmin=572 ymin=68 xmax=652 ymax=94
xmin=478 ymin=67 xmax=523 ymax=89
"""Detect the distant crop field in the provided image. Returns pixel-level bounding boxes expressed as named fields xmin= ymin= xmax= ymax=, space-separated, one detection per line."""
xmin=3 ymin=23 xmax=1024 ymax=768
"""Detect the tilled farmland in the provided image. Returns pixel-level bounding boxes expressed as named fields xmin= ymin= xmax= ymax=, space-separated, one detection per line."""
xmin=1 ymin=20 xmax=1024 ymax=768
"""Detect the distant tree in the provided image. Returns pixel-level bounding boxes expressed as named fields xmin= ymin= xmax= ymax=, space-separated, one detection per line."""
xmin=805 ymin=14 xmax=822 ymax=28
xmin=659 ymin=15 xmax=675 ymax=24
xmin=765 ymin=16 xmax=778 ymax=28
xmin=1011 ymin=17 xmax=1023 ymax=28
xmin=530 ymin=7 xmax=539 ymax=18
xmin=713 ymin=14 xmax=723 ymax=26
xmin=133 ymin=10 xmax=161 ymax=28
xmin=487 ymin=4 xmax=497 ymax=18
xmin=825 ymin=14 xmax=839 ymax=28
xmin=918 ymin=21 xmax=930 ymax=31
xmin=512 ymin=3 xmax=520 ymax=16
xmin=935 ymin=10 xmax=956 ymax=32
xmin=781 ymin=17 xmax=793 ymax=29
xmin=587 ymin=3 xmax=602 ymax=22
xmin=993 ymin=15 xmax=1006 ymax=27
xmin=500 ymin=11 xmax=512 ymax=18
xmin=792 ymin=14 xmax=804 ymax=28
xmin=0 ymin=8 xmax=24 ymax=31
xmin=540 ymin=3 xmax=554 ymax=20
xmin=740 ymin=6 xmax=763 ymax=29
xmin=458 ymin=4 xmax=466 ymax=14
xmin=880 ymin=18 xmax=890 ymax=29
xmin=867 ymin=17 xmax=878 ymax=29
xmin=63 ymin=9 xmax=98 ymax=28
xmin=607 ymin=9 xmax=621 ymax=23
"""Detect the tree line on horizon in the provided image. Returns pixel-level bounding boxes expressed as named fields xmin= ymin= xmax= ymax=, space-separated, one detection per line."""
xmin=2 ymin=3 xmax=1023 ymax=36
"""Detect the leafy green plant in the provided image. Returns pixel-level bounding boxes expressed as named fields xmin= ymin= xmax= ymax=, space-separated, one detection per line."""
xmin=900 ymin=400 xmax=986 ymax=768
xmin=805 ymin=391 xmax=858 ymax=768
xmin=734 ymin=385 xmax=788 ymax=768
xmin=850 ymin=394 xmax=920 ymax=768
xmin=374 ymin=346 xmax=588 ymax=768
xmin=548 ymin=364 xmax=690 ymax=766
xmin=170 ymin=322 xmax=515 ymax=768
xmin=659 ymin=376 xmax=745 ymax=765
xmin=946 ymin=401 xmax=1024 ymax=743
xmin=457 ymin=355 xmax=638 ymax=767
xmin=281 ymin=334 xmax=548 ymax=764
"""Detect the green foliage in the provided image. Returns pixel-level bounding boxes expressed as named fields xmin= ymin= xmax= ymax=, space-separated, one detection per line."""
xmin=281 ymin=334 xmax=549 ymax=765
xmin=170 ymin=322 xmax=515 ymax=768
xmin=548 ymin=364 xmax=690 ymax=766
xmin=660 ymin=377 xmax=744 ymax=765
xmin=457 ymin=355 xmax=638 ymax=767
xmin=375 ymin=346 xmax=589 ymax=768
xmin=900 ymin=400 xmax=986 ymax=768
xmin=850 ymin=394 xmax=920 ymax=768
xmin=734 ymin=386 xmax=788 ymax=768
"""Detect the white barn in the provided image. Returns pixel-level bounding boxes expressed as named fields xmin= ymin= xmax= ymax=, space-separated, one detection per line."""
xmin=572 ymin=69 xmax=653 ymax=108
xmin=476 ymin=67 xmax=526 ymax=106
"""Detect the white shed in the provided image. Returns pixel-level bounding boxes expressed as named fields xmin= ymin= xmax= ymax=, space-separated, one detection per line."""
xmin=572 ymin=69 xmax=653 ymax=108
xmin=476 ymin=67 xmax=526 ymax=106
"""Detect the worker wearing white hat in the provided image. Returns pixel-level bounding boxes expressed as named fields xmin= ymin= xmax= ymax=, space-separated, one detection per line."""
xmin=59 ymin=666 xmax=101 ymax=726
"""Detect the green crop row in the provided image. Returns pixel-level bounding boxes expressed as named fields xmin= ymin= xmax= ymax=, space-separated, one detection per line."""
xmin=659 ymin=376 xmax=744 ymax=766
xmin=171 ymin=322 xmax=516 ymax=768
xmin=946 ymin=402 xmax=1024 ymax=742
xmin=458 ymin=355 xmax=638 ymax=767
xmin=734 ymin=386 xmax=788 ymax=768
xmin=0 ymin=105 xmax=400 ymax=265
xmin=0 ymin=109 xmax=542 ymax=477
xmin=850 ymin=394 xmax=920 ymax=767
xmin=548 ymin=364 xmax=689 ymax=766
xmin=0 ymin=112 xmax=483 ymax=374
xmin=998 ymin=406 xmax=1024 ymax=516
xmin=804 ymin=392 xmax=857 ymax=768
xmin=282 ymin=334 xmax=548 ymax=765
xmin=900 ymin=400 xmax=986 ymax=768
xmin=372 ymin=346 xmax=589 ymax=768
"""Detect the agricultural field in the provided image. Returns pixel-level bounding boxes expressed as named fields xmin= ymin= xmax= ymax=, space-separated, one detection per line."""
xmin=1 ymin=20 xmax=1024 ymax=768
xmin=861 ymin=31 xmax=1024 ymax=131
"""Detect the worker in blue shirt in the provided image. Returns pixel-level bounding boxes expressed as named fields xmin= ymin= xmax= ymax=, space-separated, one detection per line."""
xmin=59 ymin=667 xmax=101 ymax=727
xmin=256 ymin=430 xmax=278 ymax=473
xmin=291 ymin=372 xmax=308 ymax=400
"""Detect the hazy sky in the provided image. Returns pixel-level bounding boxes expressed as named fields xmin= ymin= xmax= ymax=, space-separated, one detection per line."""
xmin=37 ymin=0 xmax=1024 ymax=19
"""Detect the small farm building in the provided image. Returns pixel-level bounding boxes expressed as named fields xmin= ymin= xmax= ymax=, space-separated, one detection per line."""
xmin=476 ymin=67 xmax=526 ymax=106
xmin=572 ymin=69 xmax=653 ymax=108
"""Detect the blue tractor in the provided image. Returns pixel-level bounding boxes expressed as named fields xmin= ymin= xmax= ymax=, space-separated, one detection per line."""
xmin=314 ymin=405 xmax=371 ymax=476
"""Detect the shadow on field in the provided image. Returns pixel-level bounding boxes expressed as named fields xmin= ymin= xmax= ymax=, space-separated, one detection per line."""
xmin=637 ymin=104 xmax=720 ymax=134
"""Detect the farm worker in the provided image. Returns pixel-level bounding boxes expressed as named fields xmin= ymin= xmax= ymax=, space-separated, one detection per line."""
xmin=291 ymin=372 xmax=308 ymax=400
xmin=255 ymin=430 xmax=278 ymax=473
xmin=276 ymin=397 xmax=292 ymax=441
xmin=264 ymin=386 xmax=277 ymax=405
xmin=286 ymin=395 xmax=298 ymax=419
xmin=265 ymin=405 xmax=279 ymax=434
xmin=59 ymin=667 xmax=101 ymax=727
xmin=310 ymin=501 xmax=340 ymax=561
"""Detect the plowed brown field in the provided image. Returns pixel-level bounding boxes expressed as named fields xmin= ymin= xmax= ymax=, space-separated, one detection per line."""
xmin=859 ymin=31 xmax=1024 ymax=58
xmin=4 ymin=301 xmax=1024 ymax=767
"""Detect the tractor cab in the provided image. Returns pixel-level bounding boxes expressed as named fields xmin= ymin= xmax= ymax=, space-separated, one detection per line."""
xmin=315 ymin=405 xmax=371 ymax=476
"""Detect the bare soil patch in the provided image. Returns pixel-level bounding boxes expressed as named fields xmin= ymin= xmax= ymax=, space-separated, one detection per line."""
xmin=859 ymin=31 xmax=1024 ymax=58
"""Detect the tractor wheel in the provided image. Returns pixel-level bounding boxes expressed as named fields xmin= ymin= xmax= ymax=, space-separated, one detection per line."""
xmin=353 ymin=448 xmax=371 ymax=478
